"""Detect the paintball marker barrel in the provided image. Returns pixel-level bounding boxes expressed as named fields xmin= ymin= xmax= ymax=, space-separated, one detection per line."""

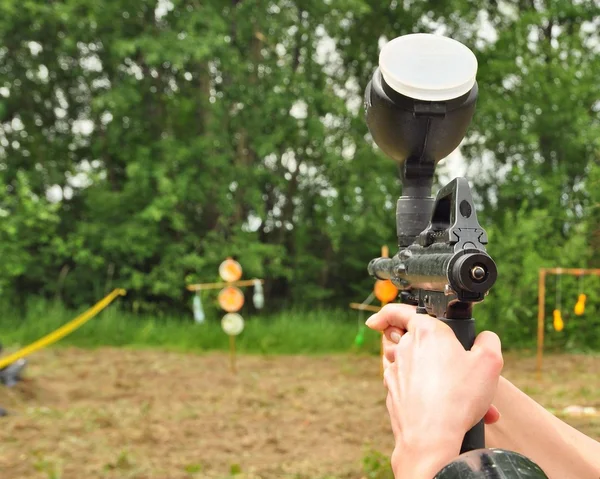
xmin=368 ymin=249 xmax=497 ymax=302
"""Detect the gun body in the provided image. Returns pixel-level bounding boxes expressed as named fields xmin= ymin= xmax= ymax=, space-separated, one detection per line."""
xmin=365 ymin=49 xmax=497 ymax=453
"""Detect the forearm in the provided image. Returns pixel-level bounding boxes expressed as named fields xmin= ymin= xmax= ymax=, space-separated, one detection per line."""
xmin=486 ymin=376 xmax=600 ymax=478
xmin=392 ymin=434 xmax=462 ymax=478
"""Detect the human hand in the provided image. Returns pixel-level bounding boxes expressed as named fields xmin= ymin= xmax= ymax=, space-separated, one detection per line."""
xmin=366 ymin=304 xmax=504 ymax=478
xmin=372 ymin=304 xmax=502 ymax=425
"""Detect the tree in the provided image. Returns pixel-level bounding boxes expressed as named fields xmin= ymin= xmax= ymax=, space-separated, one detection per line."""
xmin=0 ymin=0 xmax=598 ymax=351
xmin=0 ymin=0 xmax=399 ymax=311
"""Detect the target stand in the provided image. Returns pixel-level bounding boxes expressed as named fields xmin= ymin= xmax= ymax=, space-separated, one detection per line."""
xmin=187 ymin=258 xmax=264 ymax=373
xmin=537 ymin=267 xmax=600 ymax=378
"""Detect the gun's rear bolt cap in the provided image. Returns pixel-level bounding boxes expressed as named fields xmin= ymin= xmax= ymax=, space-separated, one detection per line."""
xmin=471 ymin=266 xmax=486 ymax=281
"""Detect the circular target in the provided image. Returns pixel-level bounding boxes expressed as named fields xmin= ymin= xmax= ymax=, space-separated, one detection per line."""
xmin=221 ymin=313 xmax=245 ymax=336
xmin=219 ymin=258 xmax=243 ymax=282
xmin=218 ymin=286 xmax=245 ymax=312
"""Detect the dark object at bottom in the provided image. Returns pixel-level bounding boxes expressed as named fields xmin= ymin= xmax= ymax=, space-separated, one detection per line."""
xmin=435 ymin=449 xmax=548 ymax=478
xmin=0 ymin=407 xmax=7 ymax=417
xmin=0 ymin=358 xmax=27 ymax=387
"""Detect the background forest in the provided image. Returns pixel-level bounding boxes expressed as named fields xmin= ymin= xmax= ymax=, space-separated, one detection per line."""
xmin=1 ymin=0 xmax=599 ymax=349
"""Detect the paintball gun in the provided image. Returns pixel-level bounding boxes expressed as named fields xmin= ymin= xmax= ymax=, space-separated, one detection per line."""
xmin=364 ymin=34 xmax=547 ymax=478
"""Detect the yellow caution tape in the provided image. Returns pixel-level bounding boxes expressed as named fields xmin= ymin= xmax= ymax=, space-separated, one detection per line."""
xmin=0 ymin=288 xmax=126 ymax=370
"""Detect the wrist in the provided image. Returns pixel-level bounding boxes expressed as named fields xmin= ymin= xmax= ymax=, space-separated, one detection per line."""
xmin=392 ymin=434 xmax=462 ymax=478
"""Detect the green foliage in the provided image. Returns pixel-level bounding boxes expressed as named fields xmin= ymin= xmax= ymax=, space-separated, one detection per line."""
xmin=0 ymin=172 xmax=61 ymax=299
xmin=0 ymin=299 xmax=382 ymax=355
xmin=0 ymin=0 xmax=598 ymax=348
xmin=474 ymin=203 xmax=600 ymax=350
xmin=361 ymin=449 xmax=394 ymax=479
xmin=0 ymin=0 xmax=399 ymax=312
xmin=229 ymin=464 xmax=242 ymax=475
xmin=183 ymin=463 xmax=204 ymax=474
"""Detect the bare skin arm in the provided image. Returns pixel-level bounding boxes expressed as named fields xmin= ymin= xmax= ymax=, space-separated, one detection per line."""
xmin=370 ymin=303 xmax=600 ymax=479
xmin=486 ymin=376 xmax=600 ymax=479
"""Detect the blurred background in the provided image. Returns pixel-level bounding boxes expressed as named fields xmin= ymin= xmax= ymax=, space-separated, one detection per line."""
xmin=1 ymin=0 xmax=600 ymax=347
xmin=0 ymin=1 xmax=599 ymax=478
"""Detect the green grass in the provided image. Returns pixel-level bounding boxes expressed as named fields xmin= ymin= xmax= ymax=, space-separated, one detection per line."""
xmin=0 ymin=299 xmax=382 ymax=355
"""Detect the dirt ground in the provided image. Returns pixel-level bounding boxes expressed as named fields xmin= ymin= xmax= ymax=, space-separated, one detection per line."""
xmin=0 ymin=349 xmax=598 ymax=479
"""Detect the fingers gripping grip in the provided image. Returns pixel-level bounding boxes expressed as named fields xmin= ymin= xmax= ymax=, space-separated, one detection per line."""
xmin=439 ymin=317 xmax=485 ymax=453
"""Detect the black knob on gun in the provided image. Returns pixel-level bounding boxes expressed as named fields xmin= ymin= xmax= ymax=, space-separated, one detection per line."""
xmin=450 ymin=252 xmax=498 ymax=297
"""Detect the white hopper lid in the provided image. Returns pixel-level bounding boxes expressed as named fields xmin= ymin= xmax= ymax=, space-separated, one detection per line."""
xmin=379 ymin=33 xmax=478 ymax=102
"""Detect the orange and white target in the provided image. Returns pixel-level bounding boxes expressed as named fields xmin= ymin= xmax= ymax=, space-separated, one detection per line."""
xmin=218 ymin=286 xmax=245 ymax=312
xmin=219 ymin=258 xmax=243 ymax=283
xmin=374 ymin=279 xmax=398 ymax=304
xmin=221 ymin=313 xmax=245 ymax=336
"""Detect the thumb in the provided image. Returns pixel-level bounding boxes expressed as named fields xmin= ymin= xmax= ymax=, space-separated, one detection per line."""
xmin=471 ymin=330 xmax=503 ymax=371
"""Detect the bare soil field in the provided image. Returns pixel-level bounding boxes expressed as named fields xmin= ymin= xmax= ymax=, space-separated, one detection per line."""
xmin=0 ymin=349 xmax=598 ymax=478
